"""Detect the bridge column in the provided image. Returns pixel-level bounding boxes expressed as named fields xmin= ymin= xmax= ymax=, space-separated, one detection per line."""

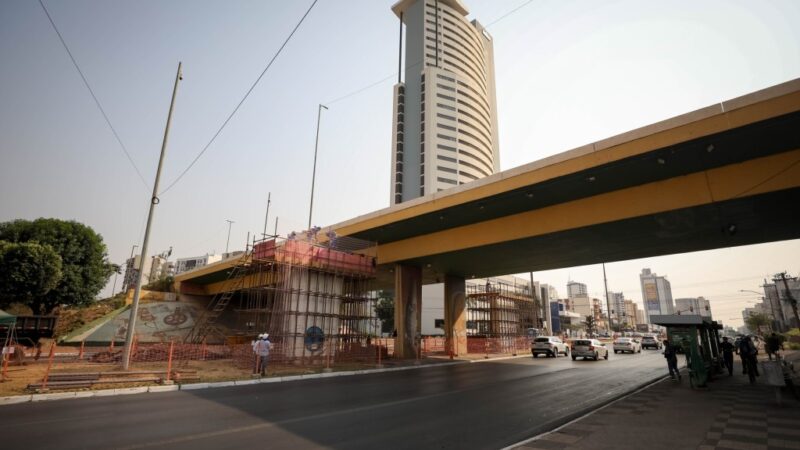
xmin=444 ymin=275 xmax=467 ymax=356
xmin=394 ymin=264 xmax=422 ymax=359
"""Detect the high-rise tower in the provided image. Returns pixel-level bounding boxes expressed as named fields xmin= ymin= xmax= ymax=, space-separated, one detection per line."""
xmin=390 ymin=0 xmax=499 ymax=204
xmin=639 ymin=268 xmax=674 ymax=322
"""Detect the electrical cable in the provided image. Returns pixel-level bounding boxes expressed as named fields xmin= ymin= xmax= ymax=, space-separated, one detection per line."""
xmin=159 ymin=0 xmax=319 ymax=196
xmin=38 ymin=0 xmax=150 ymax=191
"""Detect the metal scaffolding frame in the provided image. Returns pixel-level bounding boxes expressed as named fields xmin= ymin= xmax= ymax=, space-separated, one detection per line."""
xmin=466 ymin=279 xmax=539 ymax=337
xmin=186 ymin=234 xmax=379 ymax=364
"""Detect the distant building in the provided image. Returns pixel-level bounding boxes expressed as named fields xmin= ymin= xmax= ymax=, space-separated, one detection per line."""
xmin=639 ymin=268 xmax=674 ymax=322
xmin=567 ymin=281 xmax=588 ymax=300
xmin=122 ymin=254 xmax=174 ymax=291
xmin=607 ymin=291 xmax=625 ymax=323
xmin=635 ymin=309 xmax=647 ymax=327
xmin=175 ymin=254 xmax=223 ymax=274
xmin=623 ymin=300 xmax=639 ymax=329
xmin=675 ymin=297 xmax=712 ymax=318
xmin=763 ymin=276 xmax=800 ymax=330
xmin=570 ymin=295 xmax=592 ymax=320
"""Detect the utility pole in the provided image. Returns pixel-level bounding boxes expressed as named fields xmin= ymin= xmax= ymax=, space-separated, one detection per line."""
xmin=262 ymin=192 xmax=271 ymax=238
xmin=122 ymin=62 xmax=182 ymax=371
xmin=308 ymin=104 xmax=328 ymax=229
xmin=225 ymin=219 xmax=235 ymax=254
xmin=603 ymin=263 xmax=612 ymax=333
xmin=778 ymin=272 xmax=799 ymax=330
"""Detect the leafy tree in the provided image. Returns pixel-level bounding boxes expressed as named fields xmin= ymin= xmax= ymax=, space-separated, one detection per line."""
xmin=0 ymin=219 xmax=115 ymax=312
xmin=583 ymin=316 xmax=597 ymax=337
xmin=0 ymin=241 xmax=63 ymax=310
xmin=744 ymin=312 xmax=772 ymax=336
xmin=374 ymin=291 xmax=394 ymax=334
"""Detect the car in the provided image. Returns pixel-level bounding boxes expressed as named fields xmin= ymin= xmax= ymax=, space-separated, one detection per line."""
xmin=613 ymin=337 xmax=641 ymax=354
xmin=531 ymin=336 xmax=569 ymax=358
xmin=571 ymin=339 xmax=609 ymax=361
xmin=641 ymin=336 xmax=662 ymax=350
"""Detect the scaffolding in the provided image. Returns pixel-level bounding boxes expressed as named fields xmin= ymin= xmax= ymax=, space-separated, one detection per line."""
xmin=186 ymin=233 xmax=379 ymax=364
xmin=466 ymin=280 xmax=539 ymax=338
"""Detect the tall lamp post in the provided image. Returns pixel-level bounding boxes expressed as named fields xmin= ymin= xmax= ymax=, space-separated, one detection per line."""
xmin=122 ymin=62 xmax=182 ymax=370
xmin=308 ymin=104 xmax=328 ymax=229
xmin=225 ymin=219 xmax=235 ymax=255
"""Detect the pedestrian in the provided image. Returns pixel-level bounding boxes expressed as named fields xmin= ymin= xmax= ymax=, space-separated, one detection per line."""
xmin=765 ymin=332 xmax=784 ymax=361
xmin=719 ymin=336 xmax=735 ymax=376
xmin=253 ymin=333 xmax=273 ymax=376
xmin=738 ymin=335 xmax=759 ymax=382
xmin=251 ymin=334 xmax=262 ymax=374
xmin=663 ymin=340 xmax=681 ymax=380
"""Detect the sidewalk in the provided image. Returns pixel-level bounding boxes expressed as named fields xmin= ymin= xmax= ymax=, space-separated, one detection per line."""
xmin=511 ymin=352 xmax=800 ymax=450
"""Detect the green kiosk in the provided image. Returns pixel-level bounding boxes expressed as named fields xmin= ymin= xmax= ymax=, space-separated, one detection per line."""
xmin=651 ymin=315 xmax=723 ymax=388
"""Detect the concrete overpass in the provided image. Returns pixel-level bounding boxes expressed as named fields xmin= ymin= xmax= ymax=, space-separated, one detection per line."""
xmin=178 ymin=78 xmax=800 ymax=358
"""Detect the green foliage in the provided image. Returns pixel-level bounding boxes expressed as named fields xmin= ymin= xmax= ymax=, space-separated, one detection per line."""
xmin=0 ymin=219 xmax=114 ymax=313
xmin=143 ymin=275 xmax=175 ymax=292
xmin=744 ymin=312 xmax=771 ymax=336
xmin=583 ymin=316 xmax=597 ymax=336
xmin=0 ymin=241 xmax=63 ymax=309
xmin=374 ymin=291 xmax=394 ymax=334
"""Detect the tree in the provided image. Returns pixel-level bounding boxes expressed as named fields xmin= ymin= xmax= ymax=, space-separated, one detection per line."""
xmin=744 ymin=312 xmax=771 ymax=336
xmin=374 ymin=291 xmax=394 ymax=334
xmin=0 ymin=241 xmax=63 ymax=310
xmin=583 ymin=316 xmax=597 ymax=337
xmin=0 ymin=219 xmax=115 ymax=312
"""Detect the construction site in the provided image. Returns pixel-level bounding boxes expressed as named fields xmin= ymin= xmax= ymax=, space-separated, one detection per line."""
xmin=464 ymin=279 xmax=541 ymax=354
xmin=183 ymin=233 xmax=381 ymax=366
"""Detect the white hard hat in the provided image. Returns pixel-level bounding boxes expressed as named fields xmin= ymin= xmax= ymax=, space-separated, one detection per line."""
xmin=263 ymin=333 xmax=269 ymax=339
xmin=257 ymin=333 xmax=264 ymax=339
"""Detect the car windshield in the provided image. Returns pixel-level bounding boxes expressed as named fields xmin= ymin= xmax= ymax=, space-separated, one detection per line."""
xmin=616 ymin=338 xmax=630 ymax=342
xmin=574 ymin=340 xmax=591 ymax=345
xmin=534 ymin=337 xmax=550 ymax=343
xmin=643 ymin=337 xmax=655 ymax=341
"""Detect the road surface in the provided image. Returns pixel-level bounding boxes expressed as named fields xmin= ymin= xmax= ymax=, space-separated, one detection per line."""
xmin=0 ymin=350 xmax=667 ymax=449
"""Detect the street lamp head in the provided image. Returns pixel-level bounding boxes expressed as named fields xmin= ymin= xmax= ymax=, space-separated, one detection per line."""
xmin=320 ymin=104 xmax=328 ymax=110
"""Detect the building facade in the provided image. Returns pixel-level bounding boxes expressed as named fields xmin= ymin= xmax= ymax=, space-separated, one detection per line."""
xmin=390 ymin=0 xmax=499 ymax=204
xmin=639 ymin=268 xmax=674 ymax=322
xmin=175 ymin=254 xmax=224 ymax=275
xmin=675 ymin=297 xmax=712 ymax=318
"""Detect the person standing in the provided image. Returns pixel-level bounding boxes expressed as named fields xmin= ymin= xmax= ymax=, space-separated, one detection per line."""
xmin=739 ymin=335 xmax=759 ymax=383
xmin=719 ymin=336 xmax=735 ymax=376
xmin=253 ymin=333 xmax=273 ymax=376
xmin=663 ymin=340 xmax=681 ymax=380
xmin=765 ymin=332 xmax=784 ymax=361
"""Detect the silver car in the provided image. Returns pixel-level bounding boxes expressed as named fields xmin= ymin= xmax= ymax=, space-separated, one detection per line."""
xmin=531 ymin=336 xmax=570 ymax=358
xmin=571 ymin=339 xmax=609 ymax=361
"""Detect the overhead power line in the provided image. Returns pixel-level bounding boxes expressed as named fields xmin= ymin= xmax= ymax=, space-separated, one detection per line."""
xmin=159 ymin=0 xmax=319 ymax=196
xmin=38 ymin=0 xmax=150 ymax=190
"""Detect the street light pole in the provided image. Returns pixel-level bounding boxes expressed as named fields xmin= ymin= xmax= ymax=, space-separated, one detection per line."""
xmin=602 ymin=263 xmax=612 ymax=332
xmin=225 ymin=219 xmax=235 ymax=254
xmin=308 ymin=104 xmax=328 ymax=229
xmin=122 ymin=62 xmax=182 ymax=371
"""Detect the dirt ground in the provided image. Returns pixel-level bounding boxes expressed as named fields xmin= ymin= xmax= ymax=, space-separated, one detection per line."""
xmin=0 ymin=357 xmax=407 ymax=397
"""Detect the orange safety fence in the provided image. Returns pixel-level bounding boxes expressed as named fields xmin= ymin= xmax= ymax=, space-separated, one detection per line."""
xmin=466 ymin=337 xmax=531 ymax=355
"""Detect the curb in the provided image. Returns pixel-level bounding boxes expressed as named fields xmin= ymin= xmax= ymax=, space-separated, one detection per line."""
xmin=0 ymin=355 xmax=539 ymax=406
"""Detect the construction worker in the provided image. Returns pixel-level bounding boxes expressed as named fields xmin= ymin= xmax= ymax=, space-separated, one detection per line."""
xmin=253 ymin=333 xmax=273 ymax=376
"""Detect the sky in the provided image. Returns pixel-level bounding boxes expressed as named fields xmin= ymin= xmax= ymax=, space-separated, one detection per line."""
xmin=1 ymin=0 xmax=799 ymax=328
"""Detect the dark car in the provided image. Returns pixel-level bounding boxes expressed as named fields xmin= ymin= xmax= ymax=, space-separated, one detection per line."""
xmin=641 ymin=335 xmax=662 ymax=350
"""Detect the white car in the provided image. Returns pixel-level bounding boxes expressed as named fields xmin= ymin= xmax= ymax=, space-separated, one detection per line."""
xmin=571 ymin=339 xmax=610 ymax=361
xmin=613 ymin=337 xmax=642 ymax=354
xmin=531 ymin=336 xmax=570 ymax=358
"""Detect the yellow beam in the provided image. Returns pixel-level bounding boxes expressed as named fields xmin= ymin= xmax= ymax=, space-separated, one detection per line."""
xmin=334 ymin=88 xmax=800 ymax=238
xmin=376 ymin=149 xmax=800 ymax=264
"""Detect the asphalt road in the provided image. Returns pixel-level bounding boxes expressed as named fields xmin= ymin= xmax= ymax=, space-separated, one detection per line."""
xmin=0 ymin=350 xmax=667 ymax=450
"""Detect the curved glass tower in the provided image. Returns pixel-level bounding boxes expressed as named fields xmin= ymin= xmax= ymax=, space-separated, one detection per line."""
xmin=390 ymin=0 xmax=499 ymax=204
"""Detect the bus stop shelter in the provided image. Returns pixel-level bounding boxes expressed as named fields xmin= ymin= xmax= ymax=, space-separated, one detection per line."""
xmin=651 ymin=314 xmax=722 ymax=388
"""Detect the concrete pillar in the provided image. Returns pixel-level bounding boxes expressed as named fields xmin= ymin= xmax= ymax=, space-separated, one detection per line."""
xmin=394 ymin=264 xmax=422 ymax=359
xmin=444 ymin=275 xmax=467 ymax=356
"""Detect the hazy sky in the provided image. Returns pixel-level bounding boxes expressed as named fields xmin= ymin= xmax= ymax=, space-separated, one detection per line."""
xmin=1 ymin=1 xmax=799 ymax=327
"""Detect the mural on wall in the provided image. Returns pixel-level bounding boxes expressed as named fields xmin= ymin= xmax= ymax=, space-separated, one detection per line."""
xmin=90 ymin=302 xmax=201 ymax=343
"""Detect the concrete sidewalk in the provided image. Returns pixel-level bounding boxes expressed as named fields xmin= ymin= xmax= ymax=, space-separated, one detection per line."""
xmin=511 ymin=353 xmax=800 ymax=450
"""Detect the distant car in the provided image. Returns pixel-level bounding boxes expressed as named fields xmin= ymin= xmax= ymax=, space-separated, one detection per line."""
xmin=531 ymin=336 xmax=569 ymax=358
xmin=571 ymin=339 xmax=609 ymax=361
xmin=641 ymin=336 xmax=662 ymax=350
xmin=613 ymin=337 xmax=642 ymax=354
